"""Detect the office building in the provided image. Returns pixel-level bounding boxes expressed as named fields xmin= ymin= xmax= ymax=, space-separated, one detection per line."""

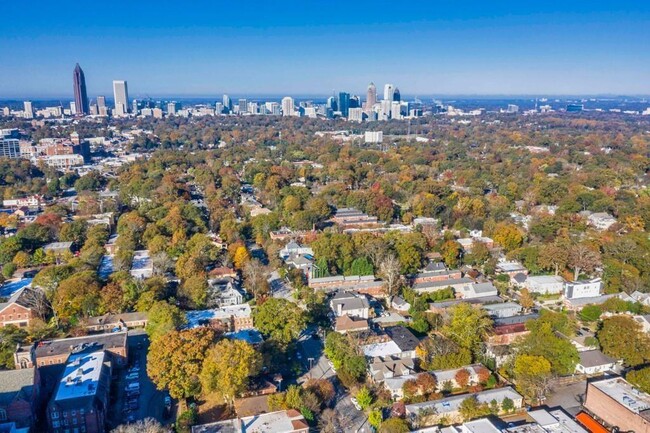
xmin=222 ymin=94 xmax=232 ymax=112
xmin=23 ymin=101 xmax=33 ymax=119
xmin=72 ymin=63 xmax=89 ymax=115
xmin=393 ymin=87 xmax=401 ymax=102
xmin=348 ymin=107 xmax=364 ymax=122
xmin=506 ymin=104 xmax=519 ymax=113
xmin=366 ymin=82 xmax=377 ymax=113
xmin=0 ymin=136 xmax=20 ymax=159
xmin=338 ymin=92 xmax=350 ymax=117
xmin=584 ymin=377 xmax=650 ymax=432
xmin=383 ymin=83 xmax=395 ymax=102
xmin=112 ymin=80 xmax=129 ymax=116
xmin=238 ymin=98 xmax=247 ymax=114
xmin=281 ymin=96 xmax=295 ymax=116
xmin=391 ymin=101 xmax=402 ymax=119
xmin=69 ymin=102 xmax=76 ymax=115
xmin=326 ymin=96 xmax=337 ymax=112
xmin=96 ymin=95 xmax=105 ymax=108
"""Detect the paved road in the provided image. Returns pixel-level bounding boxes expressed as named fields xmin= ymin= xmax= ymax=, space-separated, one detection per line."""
xmin=269 ymin=271 xmax=293 ymax=300
xmin=123 ymin=331 xmax=173 ymax=425
xmin=333 ymin=389 xmax=369 ymax=433
xmin=297 ymin=335 xmax=335 ymax=382
xmin=546 ymin=379 xmax=587 ymax=415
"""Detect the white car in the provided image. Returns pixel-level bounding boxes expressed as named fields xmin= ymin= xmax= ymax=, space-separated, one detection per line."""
xmin=350 ymin=397 xmax=362 ymax=411
xmin=327 ymin=360 xmax=336 ymax=373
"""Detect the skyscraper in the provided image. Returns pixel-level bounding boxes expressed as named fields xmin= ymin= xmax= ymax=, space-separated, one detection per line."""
xmin=238 ymin=98 xmax=248 ymax=114
xmin=72 ymin=63 xmax=89 ymax=115
xmin=366 ymin=82 xmax=377 ymax=113
xmin=338 ymin=92 xmax=350 ymax=117
xmin=383 ymin=84 xmax=395 ymax=102
xmin=97 ymin=96 xmax=106 ymax=108
xmin=223 ymin=95 xmax=232 ymax=112
xmin=393 ymin=87 xmax=401 ymax=102
xmin=112 ymin=80 xmax=129 ymax=116
xmin=23 ymin=101 xmax=33 ymax=119
xmin=281 ymin=96 xmax=294 ymax=116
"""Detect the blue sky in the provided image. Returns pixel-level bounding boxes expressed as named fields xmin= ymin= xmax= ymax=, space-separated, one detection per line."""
xmin=1 ymin=1 xmax=649 ymax=97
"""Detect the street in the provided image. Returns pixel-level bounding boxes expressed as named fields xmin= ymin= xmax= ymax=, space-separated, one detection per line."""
xmin=297 ymin=335 xmax=335 ymax=382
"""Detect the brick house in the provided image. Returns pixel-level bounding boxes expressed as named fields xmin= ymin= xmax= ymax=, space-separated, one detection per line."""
xmin=0 ymin=287 xmax=45 ymax=328
xmin=0 ymin=368 xmax=39 ymax=429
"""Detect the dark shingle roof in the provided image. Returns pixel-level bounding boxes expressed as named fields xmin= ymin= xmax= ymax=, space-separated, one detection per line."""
xmin=385 ymin=326 xmax=420 ymax=351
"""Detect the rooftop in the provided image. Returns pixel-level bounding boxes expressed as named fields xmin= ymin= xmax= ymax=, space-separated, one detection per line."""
xmin=591 ymin=377 xmax=650 ymax=414
xmin=405 ymin=386 xmax=522 ymax=416
xmin=0 ymin=368 xmax=34 ymax=407
xmin=54 ymin=349 xmax=105 ymax=401
xmin=34 ymin=332 xmax=127 ymax=359
xmin=191 ymin=409 xmax=308 ymax=433
xmin=578 ymin=349 xmax=616 ymax=368
xmin=385 ymin=326 xmax=420 ymax=351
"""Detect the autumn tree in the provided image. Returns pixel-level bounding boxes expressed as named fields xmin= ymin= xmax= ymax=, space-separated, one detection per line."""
xmin=598 ymin=315 xmax=650 ymax=366
xmin=442 ymin=303 xmax=493 ymax=356
xmin=538 ymin=242 xmax=569 ymax=275
xmin=454 ymin=368 xmax=471 ymax=389
xmin=52 ymin=271 xmax=101 ymax=320
xmin=200 ymin=339 xmax=262 ymax=405
xmin=569 ymin=243 xmax=601 ymax=281
xmin=519 ymin=288 xmax=534 ymax=311
xmin=492 ymin=223 xmax=524 ymax=252
xmin=145 ymin=301 xmax=187 ymax=341
xmin=233 ymin=246 xmax=251 ymax=270
xmin=147 ymin=328 xmax=215 ymax=399
xmin=513 ymin=354 xmax=552 ymax=402
xmin=253 ymin=298 xmax=306 ymax=345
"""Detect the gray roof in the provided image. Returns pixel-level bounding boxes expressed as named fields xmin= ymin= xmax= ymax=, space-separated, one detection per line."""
xmin=385 ymin=326 xmax=420 ymax=351
xmin=85 ymin=311 xmax=148 ymax=327
xmin=0 ymin=368 xmax=34 ymax=406
xmin=34 ymin=331 xmax=128 ymax=359
xmin=579 ymin=349 xmax=617 ymax=368
xmin=0 ymin=286 xmax=42 ymax=313
xmin=331 ymin=292 xmax=369 ymax=312
xmin=413 ymin=277 xmax=473 ymax=290
xmin=494 ymin=313 xmax=539 ymax=327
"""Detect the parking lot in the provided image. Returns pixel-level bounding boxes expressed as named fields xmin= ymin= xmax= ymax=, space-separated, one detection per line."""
xmin=108 ymin=331 xmax=173 ymax=428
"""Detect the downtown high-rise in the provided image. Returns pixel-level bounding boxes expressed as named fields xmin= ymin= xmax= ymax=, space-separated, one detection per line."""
xmin=113 ymin=80 xmax=129 ymax=116
xmin=72 ymin=63 xmax=89 ymax=115
xmin=366 ymin=82 xmax=377 ymax=113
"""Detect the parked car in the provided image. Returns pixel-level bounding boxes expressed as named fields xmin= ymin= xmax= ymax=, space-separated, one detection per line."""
xmin=351 ymin=397 xmax=361 ymax=411
xmin=126 ymin=372 xmax=139 ymax=381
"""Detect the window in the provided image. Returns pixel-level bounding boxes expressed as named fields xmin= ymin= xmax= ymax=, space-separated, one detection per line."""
xmin=72 ymin=418 xmax=77 ymax=425
xmin=71 ymin=410 xmax=76 ymax=416
xmin=79 ymin=409 xmax=84 ymax=415
xmin=52 ymin=421 xmax=60 ymax=428
xmin=0 ymin=409 xmax=6 ymax=421
xmin=51 ymin=411 xmax=60 ymax=419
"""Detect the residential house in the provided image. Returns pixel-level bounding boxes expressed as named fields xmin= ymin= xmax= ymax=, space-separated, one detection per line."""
xmin=432 ymin=364 xmax=489 ymax=391
xmin=575 ymin=350 xmax=617 ymax=375
xmin=413 ymin=277 xmax=473 ymax=294
xmin=524 ymin=275 xmax=565 ymax=295
xmin=564 ymin=279 xmax=603 ymax=299
xmin=84 ymin=312 xmax=148 ymax=333
xmin=391 ymin=296 xmax=411 ymax=312
xmin=129 ymin=250 xmax=153 ymax=280
xmin=495 ymin=260 xmax=527 ymax=278
xmin=329 ymin=207 xmax=380 ymax=230
xmin=0 ymin=287 xmax=44 ymax=328
xmin=330 ymin=292 xmax=370 ymax=319
xmin=278 ymin=241 xmax=313 ymax=260
xmin=191 ymin=409 xmax=309 ymax=433
xmin=482 ymin=302 xmax=522 ymax=319
xmin=458 ymin=282 xmax=498 ymax=299
xmin=369 ymin=357 xmax=415 ymax=383
xmin=186 ymin=304 xmax=254 ymax=332
xmin=207 ymin=276 xmax=245 ymax=307
xmin=0 ymin=368 xmax=39 ymax=429
xmin=405 ymin=387 xmax=523 ymax=426
xmin=334 ymin=315 xmax=369 ymax=334
xmin=362 ymin=327 xmax=420 ymax=360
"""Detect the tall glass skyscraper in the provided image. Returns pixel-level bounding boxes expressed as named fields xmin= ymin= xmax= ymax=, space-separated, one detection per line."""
xmin=366 ymin=82 xmax=377 ymax=113
xmin=338 ymin=92 xmax=350 ymax=117
xmin=72 ymin=63 xmax=89 ymax=115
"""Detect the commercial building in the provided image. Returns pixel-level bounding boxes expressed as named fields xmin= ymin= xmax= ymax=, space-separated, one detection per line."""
xmin=112 ymin=80 xmax=129 ymax=116
xmin=0 ymin=137 xmax=20 ymax=159
xmin=281 ymin=96 xmax=294 ymax=116
xmin=523 ymin=275 xmax=565 ymax=295
xmin=584 ymin=377 xmax=650 ymax=432
xmin=366 ymin=82 xmax=377 ymax=113
xmin=72 ymin=64 xmax=89 ymax=115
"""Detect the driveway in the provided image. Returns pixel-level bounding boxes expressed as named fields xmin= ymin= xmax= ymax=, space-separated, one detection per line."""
xmin=546 ymin=379 xmax=587 ymax=415
xmin=297 ymin=335 xmax=335 ymax=382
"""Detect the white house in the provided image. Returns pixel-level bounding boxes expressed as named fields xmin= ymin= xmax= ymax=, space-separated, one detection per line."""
xmin=130 ymin=250 xmax=153 ymax=280
xmin=524 ymin=275 xmax=565 ymax=295
xmin=575 ymin=349 xmax=617 ymax=375
xmin=279 ymin=241 xmax=313 ymax=260
xmin=330 ymin=291 xmax=370 ymax=319
xmin=564 ymin=278 xmax=603 ymax=299
xmin=207 ymin=277 xmax=245 ymax=307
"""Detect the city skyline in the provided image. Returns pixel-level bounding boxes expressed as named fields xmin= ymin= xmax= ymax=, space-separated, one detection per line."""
xmin=1 ymin=1 xmax=649 ymax=97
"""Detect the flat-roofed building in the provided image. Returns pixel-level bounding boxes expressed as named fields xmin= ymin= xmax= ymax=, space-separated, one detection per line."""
xmin=584 ymin=377 xmax=650 ymax=432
